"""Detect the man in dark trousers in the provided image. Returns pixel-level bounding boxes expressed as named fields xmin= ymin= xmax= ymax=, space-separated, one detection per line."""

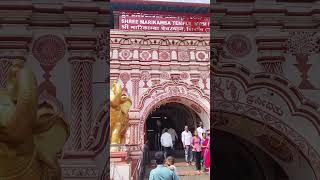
xmin=160 ymin=128 xmax=173 ymax=158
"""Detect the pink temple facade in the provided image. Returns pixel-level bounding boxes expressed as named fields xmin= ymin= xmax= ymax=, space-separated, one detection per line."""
xmin=110 ymin=29 xmax=210 ymax=179
xmin=110 ymin=30 xmax=211 ymax=145
xmin=0 ymin=0 xmax=320 ymax=180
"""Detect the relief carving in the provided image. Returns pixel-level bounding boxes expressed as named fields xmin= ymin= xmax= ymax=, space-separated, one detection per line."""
xmin=247 ymin=95 xmax=283 ymax=116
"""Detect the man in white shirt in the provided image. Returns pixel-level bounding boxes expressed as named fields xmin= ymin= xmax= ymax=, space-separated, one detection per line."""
xmin=168 ymin=128 xmax=178 ymax=150
xmin=181 ymin=126 xmax=193 ymax=165
xmin=160 ymin=128 xmax=173 ymax=158
xmin=196 ymin=122 xmax=206 ymax=140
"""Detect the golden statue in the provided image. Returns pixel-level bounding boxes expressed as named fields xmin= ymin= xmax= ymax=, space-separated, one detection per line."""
xmin=110 ymin=81 xmax=132 ymax=151
xmin=0 ymin=60 xmax=69 ymax=180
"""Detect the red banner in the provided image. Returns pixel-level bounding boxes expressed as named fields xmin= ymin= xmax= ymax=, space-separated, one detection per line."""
xmin=118 ymin=11 xmax=210 ymax=33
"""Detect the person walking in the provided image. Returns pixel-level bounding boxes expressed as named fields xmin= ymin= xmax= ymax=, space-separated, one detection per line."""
xmin=201 ymin=132 xmax=209 ymax=168
xmin=160 ymin=128 xmax=173 ymax=158
xmin=165 ymin=156 xmax=177 ymax=173
xmin=149 ymin=152 xmax=179 ymax=180
xmin=196 ymin=122 xmax=206 ymax=140
xmin=181 ymin=126 xmax=193 ymax=166
xmin=204 ymin=130 xmax=210 ymax=173
xmin=168 ymin=127 xmax=178 ymax=150
xmin=191 ymin=130 xmax=202 ymax=174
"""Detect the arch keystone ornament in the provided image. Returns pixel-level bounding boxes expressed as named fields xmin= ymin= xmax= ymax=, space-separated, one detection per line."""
xmin=212 ymin=62 xmax=320 ymax=180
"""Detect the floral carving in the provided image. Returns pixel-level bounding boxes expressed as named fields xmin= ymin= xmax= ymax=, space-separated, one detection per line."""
xmin=120 ymin=72 xmax=130 ymax=92
xmin=284 ymin=31 xmax=319 ymax=90
xmin=178 ymin=51 xmax=189 ymax=61
xmin=226 ymin=34 xmax=251 ymax=58
xmin=96 ymin=30 xmax=109 ymax=62
xmin=140 ymin=50 xmax=152 ymax=61
xmin=256 ymin=134 xmax=293 ymax=163
xmin=32 ymin=34 xmax=66 ymax=65
xmin=119 ymin=49 xmax=132 ymax=60
xmin=141 ymin=71 xmax=151 ymax=88
xmin=159 ymin=51 xmax=170 ymax=61
xmin=284 ymin=32 xmax=319 ymax=55
xmin=160 ymin=72 xmax=171 ymax=80
xmin=180 ymin=72 xmax=189 ymax=80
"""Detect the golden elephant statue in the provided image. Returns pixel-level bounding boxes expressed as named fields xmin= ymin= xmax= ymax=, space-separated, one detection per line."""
xmin=110 ymin=81 xmax=132 ymax=151
xmin=0 ymin=60 xmax=69 ymax=180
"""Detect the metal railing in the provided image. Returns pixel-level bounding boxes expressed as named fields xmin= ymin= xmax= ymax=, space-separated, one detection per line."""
xmin=131 ymin=143 xmax=150 ymax=180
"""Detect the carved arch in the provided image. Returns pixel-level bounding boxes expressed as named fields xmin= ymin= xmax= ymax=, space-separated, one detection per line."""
xmin=213 ymin=62 xmax=320 ymax=134
xmin=213 ymin=107 xmax=319 ymax=180
xmin=212 ymin=62 xmax=320 ymax=179
xmin=137 ymin=81 xmax=210 ymax=110
xmin=139 ymin=94 xmax=210 ymax=145
xmin=141 ymin=95 xmax=209 ymax=124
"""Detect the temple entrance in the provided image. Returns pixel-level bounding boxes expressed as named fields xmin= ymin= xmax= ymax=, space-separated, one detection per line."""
xmin=145 ymin=102 xmax=202 ymax=151
xmin=212 ymin=110 xmax=317 ymax=180
xmin=213 ymin=130 xmax=289 ymax=180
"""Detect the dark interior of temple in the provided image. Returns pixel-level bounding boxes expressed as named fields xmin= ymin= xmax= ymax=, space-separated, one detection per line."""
xmin=212 ymin=130 xmax=289 ymax=180
xmin=146 ymin=102 xmax=202 ymax=151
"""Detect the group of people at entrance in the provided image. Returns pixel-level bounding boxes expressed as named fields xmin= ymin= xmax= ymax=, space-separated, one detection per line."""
xmin=159 ymin=122 xmax=210 ymax=174
xmin=181 ymin=122 xmax=210 ymax=174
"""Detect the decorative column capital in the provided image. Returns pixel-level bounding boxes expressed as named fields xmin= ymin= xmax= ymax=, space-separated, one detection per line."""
xmin=68 ymin=56 xmax=96 ymax=63
xmin=0 ymin=56 xmax=26 ymax=61
xmin=130 ymin=73 xmax=141 ymax=80
xmin=257 ymin=56 xmax=285 ymax=75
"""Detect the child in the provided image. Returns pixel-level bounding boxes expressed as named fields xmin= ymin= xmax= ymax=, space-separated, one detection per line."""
xmin=165 ymin=156 xmax=177 ymax=173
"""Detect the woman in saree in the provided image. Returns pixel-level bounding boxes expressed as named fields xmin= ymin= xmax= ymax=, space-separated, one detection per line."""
xmin=201 ymin=132 xmax=209 ymax=167
xmin=204 ymin=131 xmax=210 ymax=173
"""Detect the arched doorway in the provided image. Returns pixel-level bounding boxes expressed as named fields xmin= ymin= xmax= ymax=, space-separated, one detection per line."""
xmin=213 ymin=111 xmax=317 ymax=180
xmin=212 ymin=63 xmax=320 ymax=180
xmin=145 ymin=102 xmax=202 ymax=151
xmin=139 ymin=94 xmax=210 ymax=145
xmin=213 ymin=130 xmax=289 ymax=180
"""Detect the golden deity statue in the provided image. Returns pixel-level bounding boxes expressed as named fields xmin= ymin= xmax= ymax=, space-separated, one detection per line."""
xmin=110 ymin=81 xmax=132 ymax=152
xmin=0 ymin=60 xmax=69 ymax=180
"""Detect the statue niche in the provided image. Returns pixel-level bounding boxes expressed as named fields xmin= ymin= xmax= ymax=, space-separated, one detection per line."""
xmin=110 ymin=81 xmax=132 ymax=152
xmin=0 ymin=60 xmax=69 ymax=180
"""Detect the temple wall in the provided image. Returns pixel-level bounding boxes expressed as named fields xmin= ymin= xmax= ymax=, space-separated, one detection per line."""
xmin=212 ymin=2 xmax=320 ymax=180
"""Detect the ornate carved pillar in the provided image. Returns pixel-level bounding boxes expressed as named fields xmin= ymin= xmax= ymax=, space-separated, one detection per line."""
xmin=0 ymin=36 xmax=30 ymax=89
xmin=0 ymin=58 xmax=13 ymax=89
xmin=0 ymin=56 xmax=27 ymax=90
xmin=128 ymin=120 xmax=139 ymax=145
xmin=68 ymin=56 xmax=95 ymax=151
xmin=131 ymin=73 xmax=141 ymax=109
